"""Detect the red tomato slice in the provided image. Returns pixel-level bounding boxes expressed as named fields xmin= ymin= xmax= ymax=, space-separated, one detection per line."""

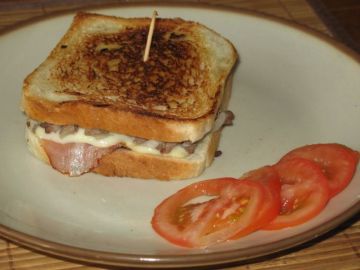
xmin=232 ymin=166 xmax=281 ymax=238
xmin=280 ymin=143 xmax=359 ymax=197
xmin=264 ymin=158 xmax=330 ymax=230
xmin=151 ymin=178 xmax=265 ymax=248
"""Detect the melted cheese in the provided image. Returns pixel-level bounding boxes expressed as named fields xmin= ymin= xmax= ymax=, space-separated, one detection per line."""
xmin=28 ymin=111 xmax=229 ymax=159
xmin=30 ymin=121 xmax=189 ymax=158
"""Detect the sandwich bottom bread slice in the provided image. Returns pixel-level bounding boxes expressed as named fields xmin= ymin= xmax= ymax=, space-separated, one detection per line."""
xmin=25 ymin=119 xmax=226 ymax=180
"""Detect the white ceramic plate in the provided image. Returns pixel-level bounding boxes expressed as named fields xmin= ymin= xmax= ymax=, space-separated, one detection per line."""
xmin=0 ymin=4 xmax=359 ymax=268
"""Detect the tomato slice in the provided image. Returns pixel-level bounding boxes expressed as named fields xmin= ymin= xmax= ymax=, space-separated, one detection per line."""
xmin=280 ymin=143 xmax=359 ymax=197
xmin=232 ymin=166 xmax=281 ymax=238
xmin=151 ymin=178 xmax=265 ymax=248
xmin=264 ymin=158 xmax=330 ymax=230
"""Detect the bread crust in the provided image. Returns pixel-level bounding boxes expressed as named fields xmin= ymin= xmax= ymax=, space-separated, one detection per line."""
xmin=26 ymin=125 xmax=221 ymax=180
xmin=21 ymin=12 xmax=238 ymax=143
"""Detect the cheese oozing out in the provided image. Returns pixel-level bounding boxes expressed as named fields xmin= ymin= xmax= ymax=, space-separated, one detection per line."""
xmin=27 ymin=120 xmax=189 ymax=158
xmin=26 ymin=111 xmax=230 ymax=159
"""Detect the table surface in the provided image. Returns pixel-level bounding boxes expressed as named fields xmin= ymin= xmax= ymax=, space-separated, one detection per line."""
xmin=0 ymin=0 xmax=359 ymax=269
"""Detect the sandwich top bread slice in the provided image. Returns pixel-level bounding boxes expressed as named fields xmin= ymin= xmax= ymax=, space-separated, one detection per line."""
xmin=21 ymin=12 xmax=238 ymax=180
xmin=22 ymin=12 xmax=237 ymax=143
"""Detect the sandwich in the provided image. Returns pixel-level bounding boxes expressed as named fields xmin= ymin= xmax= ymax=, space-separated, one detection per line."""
xmin=21 ymin=12 xmax=238 ymax=180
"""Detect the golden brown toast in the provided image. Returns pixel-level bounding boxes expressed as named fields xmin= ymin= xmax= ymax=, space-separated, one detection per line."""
xmin=22 ymin=12 xmax=238 ymax=143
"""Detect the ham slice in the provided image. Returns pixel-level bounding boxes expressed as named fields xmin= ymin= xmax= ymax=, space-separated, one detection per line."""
xmin=39 ymin=110 xmax=235 ymax=176
xmin=41 ymin=139 xmax=118 ymax=176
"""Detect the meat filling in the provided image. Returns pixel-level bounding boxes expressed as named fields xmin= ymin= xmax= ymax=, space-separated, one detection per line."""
xmin=26 ymin=111 xmax=234 ymax=176
xmin=28 ymin=110 xmax=234 ymax=157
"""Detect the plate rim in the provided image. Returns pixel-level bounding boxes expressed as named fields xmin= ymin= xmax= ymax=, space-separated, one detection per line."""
xmin=1 ymin=202 xmax=359 ymax=268
xmin=1 ymin=1 xmax=360 ymax=268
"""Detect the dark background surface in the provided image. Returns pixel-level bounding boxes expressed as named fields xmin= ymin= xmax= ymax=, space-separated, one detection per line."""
xmin=308 ymin=0 xmax=360 ymax=53
xmin=0 ymin=0 xmax=359 ymax=53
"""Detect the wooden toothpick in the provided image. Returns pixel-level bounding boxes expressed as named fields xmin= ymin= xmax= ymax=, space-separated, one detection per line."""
xmin=143 ymin=10 xmax=158 ymax=62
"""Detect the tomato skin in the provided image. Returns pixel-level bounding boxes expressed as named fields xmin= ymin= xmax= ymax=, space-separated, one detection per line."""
xmin=232 ymin=166 xmax=281 ymax=239
xmin=151 ymin=178 xmax=265 ymax=248
xmin=151 ymin=178 xmax=237 ymax=248
xmin=151 ymin=143 xmax=359 ymax=246
xmin=264 ymin=158 xmax=330 ymax=230
xmin=280 ymin=144 xmax=359 ymax=197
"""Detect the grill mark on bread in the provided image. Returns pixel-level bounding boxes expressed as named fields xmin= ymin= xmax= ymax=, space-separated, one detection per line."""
xmin=51 ymin=21 xmax=211 ymax=118
xmin=93 ymin=103 xmax=110 ymax=108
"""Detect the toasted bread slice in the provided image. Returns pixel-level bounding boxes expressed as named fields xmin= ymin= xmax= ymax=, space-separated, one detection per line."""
xmin=22 ymin=12 xmax=238 ymax=142
xmin=25 ymin=124 xmax=221 ymax=180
